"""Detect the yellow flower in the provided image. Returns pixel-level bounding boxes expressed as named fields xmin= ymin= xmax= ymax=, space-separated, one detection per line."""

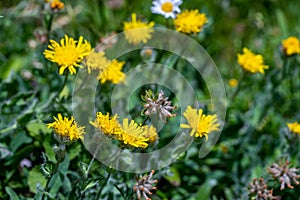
xmin=120 ymin=118 xmax=149 ymax=148
xmin=123 ymin=13 xmax=155 ymax=44
xmin=84 ymin=51 xmax=126 ymax=84
xmin=287 ymin=122 xmax=300 ymax=134
xmin=98 ymin=59 xmax=126 ymax=84
xmin=282 ymin=36 xmax=300 ymax=56
xmin=90 ymin=112 xmax=123 ymax=138
xmin=44 ymin=35 xmax=92 ymax=75
xmin=180 ymin=106 xmax=220 ymax=141
xmin=47 ymin=113 xmax=85 ymax=141
xmin=84 ymin=51 xmax=111 ymax=74
xmin=173 ymin=10 xmax=208 ymax=34
xmin=237 ymin=48 xmax=269 ymax=74
xmin=228 ymin=78 xmax=238 ymax=87
xmin=143 ymin=125 xmax=159 ymax=143
xmin=49 ymin=0 xmax=64 ymax=9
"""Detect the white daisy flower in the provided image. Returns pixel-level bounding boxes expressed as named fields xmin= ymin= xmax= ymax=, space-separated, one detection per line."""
xmin=151 ymin=0 xmax=183 ymax=19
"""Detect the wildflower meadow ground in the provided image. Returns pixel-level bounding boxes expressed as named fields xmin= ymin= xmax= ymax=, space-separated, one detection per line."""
xmin=1 ymin=0 xmax=300 ymax=199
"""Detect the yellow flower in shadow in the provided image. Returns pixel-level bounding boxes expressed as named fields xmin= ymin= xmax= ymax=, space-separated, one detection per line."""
xmin=123 ymin=13 xmax=155 ymax=44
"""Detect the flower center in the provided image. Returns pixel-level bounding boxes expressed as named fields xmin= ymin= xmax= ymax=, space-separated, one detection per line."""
xmin=161 ymin=2 xmax=173 ymax=12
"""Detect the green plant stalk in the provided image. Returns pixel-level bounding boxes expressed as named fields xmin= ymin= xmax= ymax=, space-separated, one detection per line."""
xmin=41 ymin=163 xmax=59 ymax=200
xmin=230 ymin=70 xmax=245 ymax=102
xmin=54 ymin=73 xmax=69 ymax=100
xmin=41 ymin=147 xmax=65 ymax=200
xmin=96 ymin=167 xmax=112 ymax=200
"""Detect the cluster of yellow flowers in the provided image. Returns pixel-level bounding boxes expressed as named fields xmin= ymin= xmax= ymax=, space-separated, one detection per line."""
xmin=90 ymin=112 xmax=158 ymax=149
xmin=43 ymin=35 xmax=126 ymax=84
xmin=44 ymin=1 xmax=221 ymax=145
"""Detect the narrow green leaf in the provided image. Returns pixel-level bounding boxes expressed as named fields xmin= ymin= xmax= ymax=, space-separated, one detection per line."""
xmin=5 ymin=187 xmax=20 ymax=200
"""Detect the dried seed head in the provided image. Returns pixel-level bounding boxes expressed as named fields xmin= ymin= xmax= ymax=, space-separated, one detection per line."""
xmin=267 ymin=160 xmax=300 ymax=190
xmin=134 ymin=170 xmax=158 ymax=200
xmin=142 ymin=90 xmax=177 ymax=123
xmin=248 ymin=177 xmax=277 ymax=200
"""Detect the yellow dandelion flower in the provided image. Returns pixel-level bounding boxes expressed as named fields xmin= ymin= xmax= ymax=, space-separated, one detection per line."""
xmin=97 ymin=59 xmax=126 ymax=84
xmin=123 ymin=13 xmax=155 ymax=44
xmin=120 ymin=118 xmax=149 ymax=148
xmin=84 ymin=51 xmax=111 ymax=74
xmin=173 ymin=10 xmax=208 ymax=34
xmin=282 ymin=36 xmax=300 ymax=56
xmin=47 ymin=113 xmax=85 ymax=141
xmin=237 ymin=48 xmax=269 ymax=74
xmin=143 ymin=125 xmax=159 ymax=143
xmin=180 ymin=106 xmax=220 ymax=141
xmin=90 ymin=112 xmax=123 ymax=138
xmin=287 ymin=122 xmax=300 ymax=134
xmin=228 ymin=78 xmax=238 ymax=87
xmin=44 ymin=35 xmax=92 ymax=75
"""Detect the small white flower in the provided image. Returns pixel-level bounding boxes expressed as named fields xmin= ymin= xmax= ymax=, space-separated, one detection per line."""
xmin=151 ymin=0 xmax=182 ymax=19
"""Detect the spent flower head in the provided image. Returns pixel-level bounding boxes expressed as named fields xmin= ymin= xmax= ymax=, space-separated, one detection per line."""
xmin=248 ymin=177 xmax=277 ymax=200
xmin=134 ymin=170 xmax=158 ymax=200
xmin=180 ymin=106 xmax=220 ymax=141
xmin=47 ymin=113 xmax=85 ymax=142
xmin=142 ymin=90 xmax=177 ymax=123
xmin=151 ymin=0 xmax=182 ymax=19
xmin=123 ymin=13 xmax=155 ymax=44
xmin=44 ymin=35 xmax=92 ymax=75
xmin=281 ymin=36 xmax=300 ymax=56
xmin=237 ymin=48 xmax=269 ymax=74
xmin=267 ymin=160 xmax=300 ymax=190
xmin=173 ymin=10 xmax=208 ymax=34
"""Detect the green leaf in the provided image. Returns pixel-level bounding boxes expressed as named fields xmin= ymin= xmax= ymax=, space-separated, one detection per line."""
xmin=43 ymin=140 xmax=56 ymax=163
xmin=163 ymin=166 xmax=181 ymax=187
xmin=49 ymin=173 xmax=63 ymax=196
xmin=276 ymin=9 xmax=288 ymax=37
xmin=62 ymin=175 xmax=72 ymax=194
xmin=27 ymin=166 xmax=47 ymax=194
xmin=26 ymin=121 xmax=52 ymax=138
xmin=0 ymin=143 xmax=12 ymax=159
xmin=194 ymin=179 xmax=217 ymax=200
xmin=68 ymin=143 xmax=81 ymax=161
xmin=58 ymin=154 xmax=70 ymax=173
xmin=9 ymin=131 xmax=32 ymax=153
xmin=5 ymin=187 xmax=19 ymax=200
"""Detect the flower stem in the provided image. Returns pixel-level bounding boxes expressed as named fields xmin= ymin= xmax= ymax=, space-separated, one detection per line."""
xmin=96 ymin=167 xmax=112 ymax=200
xmin=142 ymin=116 xmax=149 ymax=126
xmin=55 ymin=73 xmax=69 ymax=99
xmin=41 ymin=160 xmax=60 ymax=200
xmin=230 ymin=71 xmax=245 ymax=102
